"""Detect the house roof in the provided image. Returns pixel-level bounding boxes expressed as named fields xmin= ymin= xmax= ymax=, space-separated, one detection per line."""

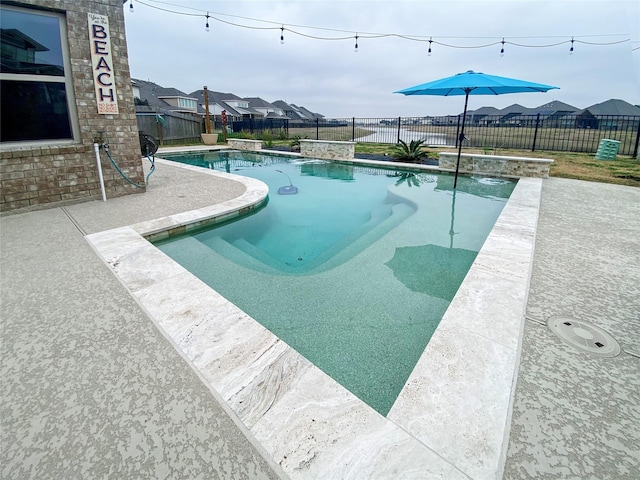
xmin=133 ymin=78 xmax=325 ymax=119
xmin=271 ymin=100 xmax=306 ymax=120
xmin=578 ymin=99 xmax=640 ymax=116
xmin=189 ymin=90 xmax=256 ymax=116
xmin=292 ymin=104 xmax=324 ymax=120
xmin=527 ymin=100 xmax=578 ymax=116
xmin=271 ymin=100 xmax=292 ymax=110
xmin=467 ymin=106 xmax=501 ymax=116
xmin=133 ymin=78 xmax=200 ymax=113
xmin=244 ymin=97 xmax=276 ymax=109
xmin=1 ymin=28 xmax=48 ymax=52
xmin=496 ymin=104 xmax=530 ymax=115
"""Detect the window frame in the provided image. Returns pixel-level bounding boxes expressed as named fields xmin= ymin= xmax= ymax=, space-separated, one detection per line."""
xmin=0 ymin=4 xmax=80 ymax=148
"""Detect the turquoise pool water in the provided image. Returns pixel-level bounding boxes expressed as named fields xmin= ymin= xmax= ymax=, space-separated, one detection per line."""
xmin=156 ymin=151 xmax=516 ymax=415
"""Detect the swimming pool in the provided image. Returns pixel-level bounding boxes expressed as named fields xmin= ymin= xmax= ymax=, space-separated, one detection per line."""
xmin=156 ymin=150 xmax=516 ymax=415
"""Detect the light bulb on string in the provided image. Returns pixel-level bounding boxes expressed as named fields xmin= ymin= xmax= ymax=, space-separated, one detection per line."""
xmin=280 ymin=26 xmax=285 ymax=44
xmin=428 ymin=37 xmax=432 ymax=56
xmin=354 ymin=34 xmax=359 ymax=53
xmin=205 ymin=13 xmax=210 ymax=32
xmin=129 ymin=0 xmax=133 ymax=12
xmin=500 ymin=38 xmax=505 ymax=56
xmin=569 ymin=37 xmax=574 ymax=54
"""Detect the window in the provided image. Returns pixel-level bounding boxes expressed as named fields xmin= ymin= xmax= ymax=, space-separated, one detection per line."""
xmin=178 ymin=97 xmax=196 ymax=110
xmin=0 ymin=5 xmax=77 ymax=144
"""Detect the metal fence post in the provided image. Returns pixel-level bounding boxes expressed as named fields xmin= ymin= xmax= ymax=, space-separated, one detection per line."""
xmin=316 ymin=118 xmax=319 ymax=140
xmin=352 ymin=117 xmax=355 ymax=141
xmin=633 ymin=119 xmax=640 ymax=159
xmin=397 ymin=117 xmax=401 ymax=143
xmin=532 ymin=113 xmax=541 ymax=152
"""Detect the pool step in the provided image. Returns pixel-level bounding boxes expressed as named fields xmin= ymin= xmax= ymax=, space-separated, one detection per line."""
xmin=193 ymin=201 xmax=416 ymax=275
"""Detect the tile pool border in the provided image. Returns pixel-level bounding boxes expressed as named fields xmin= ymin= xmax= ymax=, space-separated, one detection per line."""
xmin=86 ymin=158 xmax=541 ymax=479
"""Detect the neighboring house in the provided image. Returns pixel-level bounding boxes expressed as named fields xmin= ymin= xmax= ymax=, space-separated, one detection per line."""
xmin=402 ymin=117 xmax=433 ymax=125
xmin=581 ymin=98 xmax=640 ymax=116
xmin=189 ymin=90 xmax=262 ymax=119
xmin=133 ymin=78 xmax=200 ymax=115
xmin=568 ymin=99 xmax=640 ymax=129
xmin=223 ymin=97 xmax=259 ymax=118
xmin=1 ymin=27 xmax=64 ymax=75
xmin=432 ymin=115 xmax=459 ymax=125
xmin=527 ymin=100 xmax=578 ymax=118
xmin=466 ymin=106 xmax=501 ymax=125
xmin=523 ymin=100 xmax=578 ymax=127
xmin=244 ymin=97 xmax=286 ymax=118
xmin=502 ymin=100 xmax=578 ymax=127
xmin=292 ymin=104 xmax=324 ymax=121
xmin=494 ymin=104 xmax=530 ymax=125
xmin=271 ymin=100 xmax=304 ymax=120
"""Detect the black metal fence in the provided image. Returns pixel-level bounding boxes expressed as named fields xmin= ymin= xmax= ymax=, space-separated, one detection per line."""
xmin=138 ymin=112 xmax=640 ymax=157
xmin=230 ymin=115 xmax=640 ymax=157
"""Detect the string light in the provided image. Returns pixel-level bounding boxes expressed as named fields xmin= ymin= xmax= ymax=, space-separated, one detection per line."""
xmin=280 ymin=26 xmax=285 ymax=44
xmin=131 ymin=0 xmax=631 ymax=52
xmin=354 ymin=33 xmax=359 ymax=52
xmin=570 ymin=37 xmax=574 ymax=54
xmin=205 ymin=12 xmax=210 ymax=32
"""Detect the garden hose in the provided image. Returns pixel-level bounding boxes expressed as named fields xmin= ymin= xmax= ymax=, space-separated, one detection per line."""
xmin=145 ymin=152 xmax=155 ymax=184
xmin=103 ymin=143 xmax=151 ymax=188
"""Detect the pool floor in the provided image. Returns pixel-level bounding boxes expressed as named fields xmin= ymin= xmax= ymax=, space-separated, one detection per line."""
xmin=155 ymin=153 xmax=514 ymax=414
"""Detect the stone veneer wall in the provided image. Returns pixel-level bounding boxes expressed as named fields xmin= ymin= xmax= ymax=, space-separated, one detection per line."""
xmin=438 ymin=152 xmax=553 ymax=178
xmin=0 ymin=0 xmax=143 ymax=212
xmin=299 ymin=140 xmax=355 ymax=160
xmin=227 ymin=139 xmax=262 ymax=151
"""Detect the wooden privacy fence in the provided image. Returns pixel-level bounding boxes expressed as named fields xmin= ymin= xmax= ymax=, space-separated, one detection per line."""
xmin=135 ymin=111 xmax=202 ymax=145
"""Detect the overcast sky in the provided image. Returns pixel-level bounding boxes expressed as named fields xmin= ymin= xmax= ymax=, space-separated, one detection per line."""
xmin=123 ymin=0 xmax=640 ymax=118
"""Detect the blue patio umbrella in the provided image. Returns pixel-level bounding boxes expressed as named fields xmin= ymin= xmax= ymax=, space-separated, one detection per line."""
xmin=395 ymin=70 xmax=559 ymax=188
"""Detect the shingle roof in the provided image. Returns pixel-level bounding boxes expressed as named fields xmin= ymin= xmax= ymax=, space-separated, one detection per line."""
xmin=272 ymin=100 xmax=306 ymax=120
xmin=133 ymin=79 xmax=199 ymax=112
xmin=527 ymin=100 xmax=578 ymax=115
xmin=292 ymin=104 xmax=324 ymax=119
xmin=244 ymin=97 xmax=276 ymax=109
xmin=467 ymin=106 xmax=501 ymax=116
xmin=578 ymin=99 xmax=640 ymax=116
xmin=189 ymin=90 xmax=256 ymax=116
xmin=496 ymin=104 xmax=530 ymax=115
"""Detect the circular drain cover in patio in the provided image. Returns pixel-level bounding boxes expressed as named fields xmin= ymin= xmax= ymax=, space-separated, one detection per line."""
xmin=548 ymin=316 xmax=621 ymax=357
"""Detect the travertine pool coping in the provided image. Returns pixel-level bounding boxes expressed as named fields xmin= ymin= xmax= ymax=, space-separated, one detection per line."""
xmin=86 ymin=157 xmax=541 ymax=479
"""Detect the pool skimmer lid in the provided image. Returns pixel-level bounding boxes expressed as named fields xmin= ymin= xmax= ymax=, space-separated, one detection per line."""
xmin=548 ymin=316 xmax=621 ymax=357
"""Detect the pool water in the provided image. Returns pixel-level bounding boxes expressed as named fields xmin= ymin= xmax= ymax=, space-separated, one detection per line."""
xmin=156 ymin=151 xmax=516 ymax=415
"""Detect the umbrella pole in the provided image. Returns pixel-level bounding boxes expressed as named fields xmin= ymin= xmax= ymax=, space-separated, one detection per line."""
xmin=454 ymin=90 xmax=470 ymax=189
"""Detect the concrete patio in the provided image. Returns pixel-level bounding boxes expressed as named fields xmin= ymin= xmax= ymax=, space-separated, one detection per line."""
xmin=2 ymin=147 xmax=638 ymax=479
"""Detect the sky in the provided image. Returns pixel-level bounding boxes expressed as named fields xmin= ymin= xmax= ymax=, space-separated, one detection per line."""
xmin=123 ymin=0 xmax=640 ymax=118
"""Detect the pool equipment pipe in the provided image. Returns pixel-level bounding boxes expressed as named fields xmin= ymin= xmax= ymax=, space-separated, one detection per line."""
xmin=93 ymin=143 xmax=107 ymax=202
xmin=275 ymin=169 xmax=298 ymax=195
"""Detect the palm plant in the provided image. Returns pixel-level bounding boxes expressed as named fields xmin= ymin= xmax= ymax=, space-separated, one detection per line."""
xmin=289 ymin=135 xmax=308 ymax=152
xmin=261 ymin=129 xmax=274 ymax=147
xmin=392 ymin=139 xmax=429 ymax=163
